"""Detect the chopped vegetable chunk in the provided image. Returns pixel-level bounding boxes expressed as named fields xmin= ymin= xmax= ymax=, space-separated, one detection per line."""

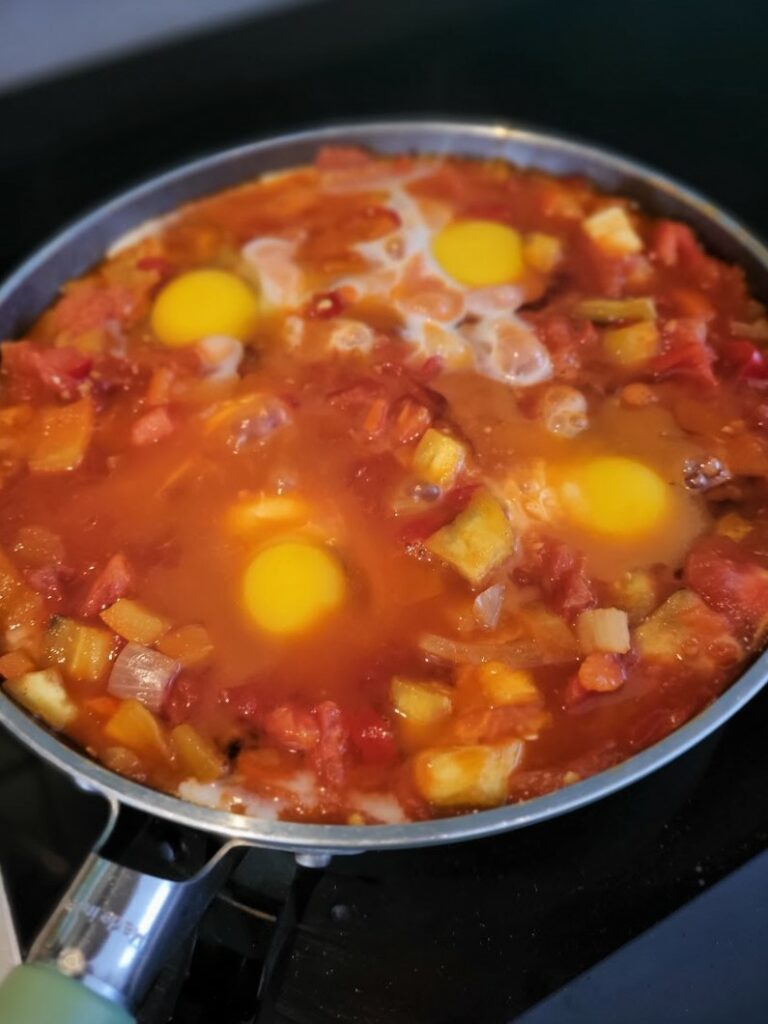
xmin=5 ymin=668 xmax=76 ymax=729
xmin=426 ymin=489 xmax=514 ymax=584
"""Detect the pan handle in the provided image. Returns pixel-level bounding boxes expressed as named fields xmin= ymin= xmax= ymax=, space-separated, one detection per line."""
xmin=0 ymin=800 xmax=240 ymax=1024
xmin=0 ymin=963 xmax=134 ymax=1024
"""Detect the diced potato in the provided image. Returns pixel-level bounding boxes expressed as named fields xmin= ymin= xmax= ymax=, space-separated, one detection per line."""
xmin=577 ymin=608 xmax=631 ymax=654
xmin=67 ymin=622 xmax=113 ymax=683
xmin=171 ymin=723 xmax=225 ymax=782
xmin=523 ymin=232 xmax=563 ymax=273
xmin=0 ymin=650 xmax=35 ymax=679
xmin=104 ymin=698 xmax=168 ymax=758
xmin=634 ymin=589 xmax=742 ymax=669
xmin=715 ymin=513 xmax=752 ymax=542
xmin=611 ymin=570 xmax=658 ymax=624
xmin=583 ymin=205 xmax=643 ymax=255
xmin=4 ymin=668 xmax=76 ymax=729
xmin=412 ymin=428 xmax=466 ymax=489
xmin=603 ymin=322 xmax=659 ymax=365
xmin=100 ymin=598 xmax=169 ymax=645
xmin=225 ymin=493 xmax=309 ymax=535
xmin=477 ymin=662 xmax=540 ymax=705
xmin=391 ymin=677 xmax=453 ymax=726
xmin=413 ymin=741 xmax=523 ymax=807
xmin=426 ymin=489 xmax=514 ymax=585
xmin=44 ymin=616 xmax=114 ymax=683
xmin=157 ymin=624 xmax=213 ymax=666
xmin=574 ymin=297 xmax=656 ymax=323
xmin=29 ymin=397 xmax=93 ymax=472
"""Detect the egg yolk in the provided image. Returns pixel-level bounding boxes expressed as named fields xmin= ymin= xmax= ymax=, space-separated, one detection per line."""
xmin=560 ymin=456 xmax=669 ymax=538
xmin=242 ymin=540 xmax=346 ymax=635
xmin=432 ymin=220 xmax=523 ymax=287
xmin=151 ymin=269 xmax=259 ymax=347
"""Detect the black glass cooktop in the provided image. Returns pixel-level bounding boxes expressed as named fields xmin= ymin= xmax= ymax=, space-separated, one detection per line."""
xmin=0 ymin=1 xmax=767 ymax=1020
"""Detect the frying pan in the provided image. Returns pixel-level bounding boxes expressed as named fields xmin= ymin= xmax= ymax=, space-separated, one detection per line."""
xmin=0 ymin=120 xmax=767 ymax=1024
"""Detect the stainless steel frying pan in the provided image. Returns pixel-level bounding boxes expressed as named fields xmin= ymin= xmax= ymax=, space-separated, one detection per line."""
xmin=0 ymin=120 xmax=767 ymax=1024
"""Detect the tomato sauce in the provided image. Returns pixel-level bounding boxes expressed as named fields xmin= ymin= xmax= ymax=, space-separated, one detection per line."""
xmin=1 ymin=147 xmax=767 ymax=824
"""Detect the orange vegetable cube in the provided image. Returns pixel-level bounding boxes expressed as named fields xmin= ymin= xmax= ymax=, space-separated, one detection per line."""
xmin=100 ymin=598 xmax=169 ymax=645
xmin=413 ymin=741 xmax=523 ymax=807
xmin=171 ymin=724 xmax=225 ymax=782
xmin=0 ymin=650 xmax=35 ymax=679
xmin=29 ymin=396 xmax=93 ymax=472
xmin=156 ymin=624 xmax=213 ymax=666
xmin=426 ymin=489 xmax=514 ymax=584
xmin=104 ymin=699 xmax=168 ymax=758
xmin=477 ymin=662 xmax=540 ymax=706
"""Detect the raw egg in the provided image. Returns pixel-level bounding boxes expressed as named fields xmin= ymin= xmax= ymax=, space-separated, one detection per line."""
xmin=151 ymin=269 xmax=259 ymax=346
xmin=432 ymin=220 xmax=523 ymax=287
xmin=560 ymin=456 xmax=669 ymax=538
xmin=242 ymin=540 xmax=345 ymax=635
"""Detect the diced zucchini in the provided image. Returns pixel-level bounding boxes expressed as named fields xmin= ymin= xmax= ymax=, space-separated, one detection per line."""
xmin=523 ymin=232 xmax=563 ymax=273
xmin=100 ymin=598 xmax=169 ymax=645
xmin=574 ymin=297 xmax=656 ymax=324
xmin=104 ymin=698 xmax=168 ymax=758
xmin=157 ymin=624 xmax=213 ymax=666
xmin=4 ymin=668 xmax=76 ymax=729
xmin=715 ymin=513 xmax=753 ymax=542
xmin=634 ymin=589 xmax=742 ymax=669
xmin=413 ymin=741 xmax=523 ymax=807
xmin=44 ymin=616 xmax=113 ymax=683
xmin=583 ymin=205 xmax=643 ymax=255
xmin=577 ymin=608 xmax=631 ymax=654
xmin=611 ymin=570 xmax=658 ymax=624
xmin=602 ymin=322 xmax=659 ymax=365
xmin=391 ymin=677 xmax=453 ymax=726
xmin=426 ymin=489 xmax=514 ymax=585
xmin=477 ymin=662 xmax=540 ymax=705
xmin=412 ymin=428 xmax=466 ymax=490
xmin=29 ymin=397 xmax=94 ymax=472
xmin=171 ymin=723 xmax=225 ymax=782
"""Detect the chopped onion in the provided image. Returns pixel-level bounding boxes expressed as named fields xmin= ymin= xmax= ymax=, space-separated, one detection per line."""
xmin=108 ymin=642 xmax=180 ymax=712
xmin=419 ymin=631 xmax=576 ymax=669
xmin=196 ymin=335 xmax=243 ymax=380
xmin=473 ymin=583 xmax=506 ymax=629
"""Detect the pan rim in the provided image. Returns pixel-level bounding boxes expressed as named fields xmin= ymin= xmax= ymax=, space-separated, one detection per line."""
xmin=1 ymin=117 xmax=767 ymax=853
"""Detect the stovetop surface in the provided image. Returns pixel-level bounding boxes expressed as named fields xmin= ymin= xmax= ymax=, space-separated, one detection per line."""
xmin=0 ymin=1 xmax=767 ymax=1021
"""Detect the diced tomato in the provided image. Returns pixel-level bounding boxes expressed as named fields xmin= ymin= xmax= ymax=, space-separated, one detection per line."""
xmin=2 ymin=341 xmax=93 ymax=400
xmin=652 ymin=220 xmax=715 ymax=277
xmin=516 ymin=534 xmax=597 ymax=620
xmin=135 ymin=256 xmax=174 ymax=280
xmin=25 ymin=564 xmax=64 ymax=604
xmin=362 ymin=396 xmax=389 ymax=437
xmin=262 ymin=703 xmax=320 ymax=751
xmin=222 ymin=680 xmax=264 ymax=722
xmin=347 ymin=707 xmax=398 ymax=765
xmin=310 ymin=700 xmax=348 ymax=789
xmin=577 ymin=652 xmax=625 ymax=692
xmin=389 ymin=396 xmax=432 ymax=444
xmin=164 ymin=675 xmax=206 ymax=727
xmin=51 ymin=282 xmax=139 ymax=337
xmin=418 ymin=355 xmax=446 ymax=381
xmin=328 ymin=379 xmax=384 ymax=410
xmin=81 ymin=553 xmax=134 ymax=616
xmin=529 ymin=314 xmax=598 ymax=377
xmin=720 ymin=340 xmax=768 ymax=381
xmin=684 ymin=535 xmax=768 ymax=638
xmin=303 ymin=290 xmax=345 ymax=320
xmin=131 ymin=406 xmax=174 ymax=446
xmin=652 ymin=318 xmax=716 ymax=387
xmin=563 ymin=674 xmax=591 ymax=709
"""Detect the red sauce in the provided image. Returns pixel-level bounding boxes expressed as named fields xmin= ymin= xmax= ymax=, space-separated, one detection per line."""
xmin=0 ymin=148 xmax=766 ymax=825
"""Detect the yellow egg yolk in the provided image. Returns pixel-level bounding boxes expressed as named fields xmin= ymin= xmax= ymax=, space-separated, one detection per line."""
xmin=432 ymin=220 xmax=524 ymax=287
xmin=242 ymin=540 xmax=346 ymax=635
xmin=560 ymin=456 xmax=669 ymax=538
xmin=151 ymin=269 xmax=259 ymax=347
